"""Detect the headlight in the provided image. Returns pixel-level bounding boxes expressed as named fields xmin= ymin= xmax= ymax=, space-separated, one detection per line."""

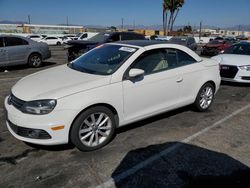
xmin=22 ymin=99 xmax=57 ymax=115
xmin=239 ymin=65 xmax=250 ymax=71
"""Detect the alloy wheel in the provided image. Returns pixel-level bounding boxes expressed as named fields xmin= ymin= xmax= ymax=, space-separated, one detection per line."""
xmin=199 ymin=86 xmax=214 ymax=109
xmin=78 ymin=112 xmax=112 ymax=147
xmin=30 ymin=55 xmax=42 ymax=67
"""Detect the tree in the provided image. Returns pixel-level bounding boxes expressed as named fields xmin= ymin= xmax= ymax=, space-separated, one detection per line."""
xmin=183 ymin=25 xmax=192 ymax=33
xmin=110 ymin=26 xmax=117 ymax=31
xmin=162 ymin=0 xmax=185 ymax=35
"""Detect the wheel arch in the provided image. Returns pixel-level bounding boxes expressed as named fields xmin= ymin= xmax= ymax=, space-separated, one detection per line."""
xmin=204 ymin=80 xmax=216 ymax=91
xmin=68 ymin=103 xmax=120 ymax=142
xmin=27 ymin=51 xmax=42 ymax=63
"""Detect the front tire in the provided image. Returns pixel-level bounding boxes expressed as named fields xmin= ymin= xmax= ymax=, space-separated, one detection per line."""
xmin=28 ymin=53 xmax=42 ymax=67
xmin=194 ymin=83 xmax=215 ymax=112
xmin=70 ymin=106 xmax=116 ymax=151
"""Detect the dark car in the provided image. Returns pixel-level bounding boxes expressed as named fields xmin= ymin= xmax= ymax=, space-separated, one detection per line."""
xmin=201 ymin=40 xmax=232 ymax=56
xmin=66 ymin=31 xmax=146 ymax=61
xmin=168 ymin=36 xmax=197 ymax=51
xmin=0 ymin=35 xmax=51 ymax=68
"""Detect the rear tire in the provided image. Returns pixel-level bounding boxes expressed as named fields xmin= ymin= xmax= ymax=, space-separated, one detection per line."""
xmin=56 ymin=42 xmax=61 ymax=45
xmin=194 ymin=83 xmax=215 ymax=112
xmin=28 ymin=53 xmax=42 ymax=68
xmin=70 ymin=106 xmax=116 ymax=151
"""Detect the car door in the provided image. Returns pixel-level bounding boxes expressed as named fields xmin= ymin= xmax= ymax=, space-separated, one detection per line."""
xmin=122 ymin=48 xmax=182 ymax=122
xmin=80 ymin=33 xmax=88 ymax=40
xmin=5 ymin=37 xmax=30 ymax=65
xmin=175 ymin=49 xmax=205 ymax=104
xmin=0 ymin=37 xmax=9 ymax=65
xmin=108 ymin=33 xmax=121 ymax=42
xmin=46 ymin=37 xmax=53 ymax=45
xmin=45 ymin=37 xmax=56 ymax=45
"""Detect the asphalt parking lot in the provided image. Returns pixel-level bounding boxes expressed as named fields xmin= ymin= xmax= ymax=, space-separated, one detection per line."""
xmin=0 ymin=46 xmax=250 ymax=188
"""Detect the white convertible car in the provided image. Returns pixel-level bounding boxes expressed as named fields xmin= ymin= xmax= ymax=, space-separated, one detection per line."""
xmin=5 ymin=40 xmax=221 ymax=151
xmin=212 ymin=42 xmax=250 ymax=83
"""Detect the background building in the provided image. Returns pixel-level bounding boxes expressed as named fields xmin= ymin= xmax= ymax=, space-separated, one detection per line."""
xmin=0 ymin=23 xmax=84 ymax=34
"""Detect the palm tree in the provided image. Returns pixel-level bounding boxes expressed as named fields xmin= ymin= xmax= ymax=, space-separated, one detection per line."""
xmin=170 ymin=0 xmax=184 ymax=32
xmin=162 ymin=0 xmax=185 ymax=35
xmin=163 ymin=0 xmax=170 ymax=35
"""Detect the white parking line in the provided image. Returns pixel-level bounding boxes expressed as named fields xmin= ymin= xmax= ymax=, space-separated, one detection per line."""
xmin=96 ymin=103 xmax=250 ymax=188
xmin=0 ymin=77 xmax=23 ymax=81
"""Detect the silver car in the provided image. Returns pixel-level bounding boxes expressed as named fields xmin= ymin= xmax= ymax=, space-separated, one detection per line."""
xmin=0 ymin=35 xmax=51 ymax=67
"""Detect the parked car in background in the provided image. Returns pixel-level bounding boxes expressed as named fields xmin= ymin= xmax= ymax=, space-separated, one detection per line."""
xmin=72 ymin=32 xmax=99 ymax=40
xmin=214 ymin=37 xmax=224 ymax=40
xmin=212 ymin=42 xmax=250 ymax=83
xmin=27 ymin=34 xmax=44 ymax=42
xmin=5 ymin=40 xmax=220 ymax=151
xmin=150 ymin=35 xmax=168 ymax=41
xmin=236 ymin=35 xmax=248 ymax=41
xmin=39 ymin=36 xmax=63 ymax=45
xmin=0 ymin=35 xmax=51 ymax=67
xmin=61 ymin=35 xmax=75 ymax=43
xmin=67 ymin=31 xmax=146 ymax=61
xmin=168 ymin=36 xmax=197 ymax=51
xmin=201 ymin=40 xmax=232 ymax=56
xmin=224 ymin=37 xmax=238 ymax=43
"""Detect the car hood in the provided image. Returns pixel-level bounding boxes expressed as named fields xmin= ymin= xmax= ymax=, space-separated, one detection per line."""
xmin=12 ymin=65 xmax=111 ymax=101
xmin=212 ymin=54 xmax=250 ymax=66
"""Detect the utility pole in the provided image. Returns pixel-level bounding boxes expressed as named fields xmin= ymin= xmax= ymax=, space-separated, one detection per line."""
xmin=199 ymin=21 xmax=202 ymax=41
xmin=193 ymin=24 xmax=196 ymax=36
xmin=28 ymin=15 xmax=31 ymax=24
xmin=133 ymin=19 xmax=135 ymax=30
xmin=121 ymin=18 xmax=124 ymax=30
xmin=66 ymin=16 xmax=69 ymax=26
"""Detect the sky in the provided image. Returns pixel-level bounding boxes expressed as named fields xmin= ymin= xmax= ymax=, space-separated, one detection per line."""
xmin=0 ymin=0 xmax=250 ymax=27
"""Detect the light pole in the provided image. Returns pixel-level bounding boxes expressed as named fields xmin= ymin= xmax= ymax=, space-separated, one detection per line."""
xmin=121 ymin=18 xmax=124 ymax=30
xmin=28 ymin=15 xmax=31 ymax=24
xmin=199 ymin=21 xmax=202 ymax=41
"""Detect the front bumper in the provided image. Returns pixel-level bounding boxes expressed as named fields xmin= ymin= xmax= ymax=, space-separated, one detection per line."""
xmin=221 ymin=65 xmax=250 ymax=83
xmin=43 ymin=49 xmax=51 ymax=60
xmin=4 ymin=97 xmax=76 ymax=145
xmin=201 ymin=48 xmax=220 ymax=56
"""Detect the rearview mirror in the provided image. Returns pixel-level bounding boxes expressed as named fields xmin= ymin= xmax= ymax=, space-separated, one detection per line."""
xmin=129 ymin=68 xmax=144 ymax=78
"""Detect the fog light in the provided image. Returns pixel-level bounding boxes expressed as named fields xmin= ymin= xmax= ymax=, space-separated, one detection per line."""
xmin=28 ymin=129 xmax=41 ymax=138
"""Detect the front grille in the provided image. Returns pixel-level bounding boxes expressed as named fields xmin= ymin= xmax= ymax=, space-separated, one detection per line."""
xmin=242 ymin=76 xmax=250 ymax=80
xmin=220 ymin=65 xmax=238 ymax=78
xmin=9 ymin=93 xmax=26 ymax=111
xmin=8 ymin=120 xmax=51 ymax=139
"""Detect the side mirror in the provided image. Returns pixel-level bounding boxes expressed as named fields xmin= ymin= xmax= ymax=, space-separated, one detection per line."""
xmin=129 ymin=68 xmax=144 ymax=78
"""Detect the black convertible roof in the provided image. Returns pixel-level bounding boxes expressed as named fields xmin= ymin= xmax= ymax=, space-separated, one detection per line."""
xmin=115 ymin=40 xmax=168 ymax=47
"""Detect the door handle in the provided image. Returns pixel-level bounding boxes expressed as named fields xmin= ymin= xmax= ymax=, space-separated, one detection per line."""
xmin=176 ymin=77 xmax=183 ymax=83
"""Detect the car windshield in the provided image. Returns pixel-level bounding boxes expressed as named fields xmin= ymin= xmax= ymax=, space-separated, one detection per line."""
xmin=88 ymin=33 xmax=110 ymax=42
xmin=169 ymin=37 xmax=187 ymax=45
xmin=224 ymin=43 xmax=250 ymax=55
xmin=68 ymin=44 xmax=137 ymax=75
xmin=75 ymin=33 xmax=82 ymax=37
